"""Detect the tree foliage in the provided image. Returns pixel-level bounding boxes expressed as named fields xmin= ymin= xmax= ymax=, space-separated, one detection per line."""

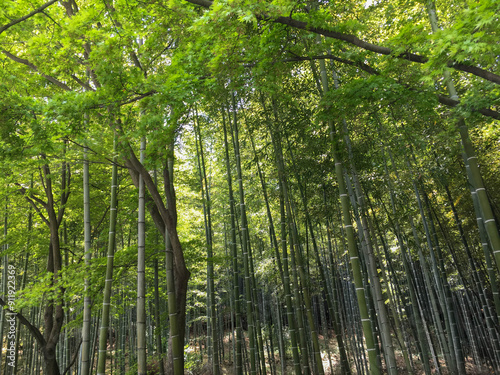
xmin=0 ymin=0 xmax=499 ymax=373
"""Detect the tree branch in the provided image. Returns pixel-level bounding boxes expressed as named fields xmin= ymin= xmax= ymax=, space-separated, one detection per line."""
xmin=71 ymin=74 xmax=95 ymax=91
xmin=125 ymin=158 xmax=167 ymax=237
xmin=125 ymin=145 xmax=170 ymax=226
xmin=57 ymin=163 xmax=71 ymax=225
xmin=183 ymin=0 xmax=500 ymax=85
xmin=62 ymin=339 xmax=82 ymax=375
xmin=16 ymin=184 xmax=50 ymax=226
xmin=281 ymin=54 xmax=379 ymax=75
xmin=281 ymin=54 xmax=500 ymax=120
xmin=0 ymin=0 xmax=59 ymax=35
xmin=1 ymin=50 xmax=72 ymax=91
xmin=0 ymin=297 xmax=46 ymax=348
xmin=437 ymin=95 xmax=499 ymax=120
xmin=16 ymin=183 xmax=48 ymax=208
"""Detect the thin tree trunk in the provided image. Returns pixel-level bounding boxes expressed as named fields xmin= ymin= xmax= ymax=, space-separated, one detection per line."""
xmin=123 ymin=128 xmax=190 ymax=374
xmin=38 ymin=151 xmax=70 ymax=375
xmin=288 ymin=199 xmax=325 ymax=375
xmin=260 ymin=96 xmax=303 ymax=374
xmin=286 ymin=135 xmax=351 ymax=375
xmin=164 ymin=141 xmax=188 ymax=375
xmin=266 ymin=119 xmax=304 ymax=375
xmin=222 ymin=109 xmax=243 ymax=375
xmin=81 ymin=133 xmax=92 ymax=375
xmin=323 ymin=189 xmax=353 ymax=375
xmin=97 ymin=134 xmax=119 ymax=375
xmin=194 ymin=113 xmax=219 ymax=375
xmin=137 ymin=137 xmax=147 ymax=375
xmin=0 ymin=202 xmax=7 ymax=375
xmin=317 ymin=56 xmax=380 ymax=375
xmin=339 ymin=123 xmax=397 ymax=375
xmin=426 ymin=0 xmax=500 ymax=312
xmin=231 ymin=93 xmax=258 ymax=375
xmin=154 ymin=255 xmax=166 ymax=375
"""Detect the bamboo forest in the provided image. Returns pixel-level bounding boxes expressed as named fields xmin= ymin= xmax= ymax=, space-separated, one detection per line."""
xmin=0 ymin=0 xmax=499 ymax=373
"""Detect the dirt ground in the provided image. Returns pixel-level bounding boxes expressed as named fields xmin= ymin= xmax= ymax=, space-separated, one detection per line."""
xmin=184 ymin=332 xmax=495 ymax=375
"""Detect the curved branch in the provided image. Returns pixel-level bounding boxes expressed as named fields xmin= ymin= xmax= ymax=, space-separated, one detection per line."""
xmin=183 ymin=0 xmax=500 ymax=85
xmin=277 ymin=54 xmax=500 ymax=120
xmin=125 ymin=145 xmax=170 ymax=226
xmin=16 ymin=183 xmax=50 ymax=226
xmin=62 ymin=339 xmax=82 ymax=375
xmin=282 ymin=54 xmax=379 ymax=75
xmin=0 ymin=0 xmax=59 ymax=35
xmin=437 ymin=95 xmax=499 ymax=120
xmin=2 ymin=50 xmax=72 ymax=91
xmin=0 ymin=297 xmax=46 ymax=348
xmin=125 ymin=158 xmax=167 ymax=237
xmin=71 ymin=74 xmax=95 ymax=91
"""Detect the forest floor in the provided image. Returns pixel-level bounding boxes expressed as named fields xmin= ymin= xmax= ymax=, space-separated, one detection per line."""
xmin=183 ymin=332 xmax=494 ymax=375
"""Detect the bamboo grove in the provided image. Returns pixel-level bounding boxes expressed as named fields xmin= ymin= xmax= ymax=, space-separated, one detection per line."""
xmin=0 ymin=0 xmax=499 ymax=374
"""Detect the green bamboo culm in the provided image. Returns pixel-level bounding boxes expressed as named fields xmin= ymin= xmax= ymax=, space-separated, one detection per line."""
xmin=425 ymin=0 xmax=500 ymax=309
xmin=263 ymin=99 xmax=302 ymax=375
xmin=222 ymin=109 xmax=243 ymax=375
xmin=152 ymin=168 xmax=166 ymax=375
xmin=137 ymin=137 xmax=147 ymax=375
xmin=338 ymin=115 xmax=398 ymax=375
xmin=287 ymin=130 xmax=352 ymax=375
xmin=317 ymin=56 xmax=380 ymax=375
xmin=231 ymin=92 xmax=258 ymax=375
xmin=164 ymin=141 xmax=184 ymax=375
xmin=0 ymin=200 xmax=8 ymax=374
xmin=97 ymin=134 xmax=119 ymax=375
xmin=16 ymin=192 xmax=32 ymax=375
xmin=194 ymin=111 xmax=219 ymax=375
xmin=81 ymin=118 xmax=92 ymax=375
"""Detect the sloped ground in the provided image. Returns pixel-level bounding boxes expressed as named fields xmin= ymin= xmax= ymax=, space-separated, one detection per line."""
xmin=184 ymin=332 xmax=495 ymax=375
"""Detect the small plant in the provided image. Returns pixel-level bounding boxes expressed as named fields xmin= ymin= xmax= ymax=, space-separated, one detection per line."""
xmin=185 ymin=344 xmax=203 ymax=374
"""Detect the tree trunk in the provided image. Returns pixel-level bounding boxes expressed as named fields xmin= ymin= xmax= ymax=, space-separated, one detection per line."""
xmin=317 ymin=56 xmax=380 ymax=375
xmin=194 ymin=113 xmax=219 ymax=374
xmin=137 ymin=137 xmax=147 ymax=375
xmin=124 ymin=133 xmax=190 ymax=374
xmin=164 ymin=141 xmax=190 ymax=375
xmin=231 ymin=93 xmax=259 ymax=375
xmin=97 ymin=134 xmax=119 ymax=375
xmin=222 ymin=110 xmax=243 ymax=375
xmin=81 ymin=127 xmax=92 ymax=375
